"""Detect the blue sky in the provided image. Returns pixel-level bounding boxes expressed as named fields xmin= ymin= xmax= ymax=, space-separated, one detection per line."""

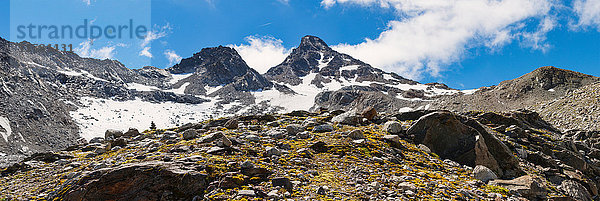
xmin=1 ymin=0 xmax=600 ymax=89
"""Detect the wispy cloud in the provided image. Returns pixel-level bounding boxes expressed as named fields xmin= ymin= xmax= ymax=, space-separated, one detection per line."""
xmin=139 ymin=23 xmax=172 ymax=58
xmin=164 ymin=49 xmax=182 ymax=67
xmin=74 ymin=39 xmax=117 ymax=60
xmin=230 ymin=35 xmax=291 ymax=74
xmin=139 ymin=47 xmax=152 ymax=58
xmin=572 ymin=0 xmax=600 ymax=30
xmin=323 ymin=0 xmax=556 ymax=79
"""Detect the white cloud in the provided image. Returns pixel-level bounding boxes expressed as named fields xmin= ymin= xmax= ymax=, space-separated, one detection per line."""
xmin=82 ymin=0 xmax=91 ymax=6
xmin=323 ymin=0 xmax=555 ymax=79
xmin=573 ymin=0 xmax=600 ymax=30
xmin=164 ymin=49 xmax=182 ymax=67
xmin=139 ymin=47 xmax=152 ymax=58
xmin=74 ymin=39 xmax=116 ymax=60
xmin=230 ymin=36 xmax=291 ymax=74
xmin=139 ymin=24 xmax=172 ymax=58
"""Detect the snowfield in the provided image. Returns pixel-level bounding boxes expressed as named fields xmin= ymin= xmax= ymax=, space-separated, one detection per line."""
xmin=71 ymin=97 xmax=221 ymax=140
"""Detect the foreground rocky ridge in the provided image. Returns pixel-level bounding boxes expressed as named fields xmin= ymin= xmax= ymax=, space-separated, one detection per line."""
xmin=1 ymin=108 xmax=598 ymax=200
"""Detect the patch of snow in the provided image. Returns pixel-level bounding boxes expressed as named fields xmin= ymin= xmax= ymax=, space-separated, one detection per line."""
xmin=126 ymin=83 xmax=160 ymax=92
xmin=383 ymin=73 xmax=395 ymax=81
xmin=169 ymin=73 xmax=193 ymax=84
xmin=204 ymin=85 xmax=223 ymax=95
xmin=548 ymin=88 xmax=555 ymax=92
xmin=399 ymin=107 xmax=414 ymax=113
xmin=461 ymin=89 xmax=479 ymax=95
xmin=57 ymin=70 xmax=108 ymax=82
xmin=317 ymin=52 xmax=331 ymax=70
xmin=0 ymin=116 xmax=12 ymax=142
xmin=340 ymin=65 xmax=360 ymax=71
xmin=71 ymin=97 xmax=220 ymax=140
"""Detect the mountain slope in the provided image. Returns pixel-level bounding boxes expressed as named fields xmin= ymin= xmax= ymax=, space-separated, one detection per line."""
xmin=430 ymin=66 xmax=600 ymax=112
xmin=258 ymin=35 xmax=461 ymax=113
xmin=534 ymin=81 xmax=600 ymax=131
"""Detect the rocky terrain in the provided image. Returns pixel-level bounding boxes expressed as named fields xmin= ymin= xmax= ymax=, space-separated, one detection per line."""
xmin=430 ymin=66 xmax=599 ymax=112
xmin=2 ymin=108 xmax=598 ymax=200
xmin=3 ymin=33 xmax=600 ymax=200
xmin=533 ymin=82 xmax=600 ymax=131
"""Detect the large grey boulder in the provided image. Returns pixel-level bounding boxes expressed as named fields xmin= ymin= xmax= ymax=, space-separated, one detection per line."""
xmin=51 ymin=161 xmax=208 ymax=200
xmin=406 ymin=111 xmax=522 ymax=178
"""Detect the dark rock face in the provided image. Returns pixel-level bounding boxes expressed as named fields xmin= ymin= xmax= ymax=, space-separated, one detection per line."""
xmin=53 ymin=162 xmax=208 ymax=200
xmin=166 ymin=46 xmax=277 ymax=103
xmin=168 ymin=46 xmax=272 ymax=94
xmin=265 ymin=35 xmax=415 ymax=87
xmin=407 ymin=111 xmax=523 ymax=178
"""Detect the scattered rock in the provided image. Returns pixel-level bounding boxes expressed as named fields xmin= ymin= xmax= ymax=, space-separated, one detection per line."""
xmin=286 ymin=124 xmax=305 ymax=135
xmin=488 ymin=175 xmax=547 ymax=200
xmin=309 ymin=141 xmax=330 ymax=153
xmin=473 ymin=165 xmax=497 ymax=183
xmin=53 ymin=162 xmax=208 ymax=200
xmin=183 ymin=129 xmax=198 ymax=140
xmin=123 ymin=128 xmax=140 ymax=137
xmin=313 ymin=124 xmax=334 ymax=133
xmin=237 ymin=190 xmax=256 ymax=197
xmin=361 ymin=107 xmax=378 ymax=121
xmin=558 ymin=180 xmax=592 ymax=201
xmin=224 ymin=119 xmax=239 ymax=129
xmin=383 ymin=121 xmax=402 ymax=134
xmin=105 ymin=129 xmax=123 ymax=140
xmin=331 ymin=111 xmax=361 ymax=126
xmin=265 ymin=147 xmax=282 ymax=157
xmin=272 ymin=177 xmax=293 ymax=192
xmin=348 ymin=129 xmax=364 ymax=140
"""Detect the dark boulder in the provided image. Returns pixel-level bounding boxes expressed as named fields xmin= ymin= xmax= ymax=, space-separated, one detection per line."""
xmin=52 ymin=162 xmax=208 ymax=200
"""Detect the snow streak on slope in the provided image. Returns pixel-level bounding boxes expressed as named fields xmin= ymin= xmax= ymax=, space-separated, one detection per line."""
xmin=71 ymin=97 xmax=220 ymax=140
xmin=0 ymin=116 xmax=12 ymax=142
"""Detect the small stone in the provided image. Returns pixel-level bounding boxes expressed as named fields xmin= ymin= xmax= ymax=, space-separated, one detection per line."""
xmin=240 ymin=160 xmax=254 ymax=169
xmin=383 ymin=135 xmax=400 ymax=143
xmin=104 ymin=129 xmax=123 ymax=140
xmin=417 ymin=144 xmax=431 ymax=154
xmin=383 ymin=121 xmax=403 ymax=134
xmin=267 ymin=129 xmax=286 ymax=139
xmin=317 ymin=186 xmax=329 ymax=195
xmin=123 ymin=128 xmax=140 ymax=137
xmin=219 ymin=136 xmax=232 ymax=147
xmin=245 ymin=134 xmax=260 ymax=142
xmin=265 ymin=147 xmax=282 ymax=157
xmin=309 ymin=141 xmax=330 ymax=153
xmin=224 ymin=119 xmax=239 ymax=129
xmin=248 ymin=125 xmax=261 ymax=131
xmin=182 ymin=129 xmax=198 ymax=140
xmin=331 ymin=111 xmax=361 ymax=126
xmin=267 ymin=190 xmax=279 ymax=198
xmin=313 ymin=124 xmax=334 ymax=133
xmin=348 ymin=129 xmax=364 ymax=139
xmin=272 ymin=177 xmax=293 ymax=192
xmin=297 ymin=131 xmax=311 ymax=139
xmin=286 ymin=124 xmax=305 ymax=135
xmin=361 ymin=107 xmax=378 ymax=121
xmin=473 ymin=165 xmax=498 ymax=183
xmin=89 ymin=137 xmax=104 ymax=144
xmin=238 ymin=190 xmax=256 ymax=197
xmin=199 ymin=132 xmax=225 ymax=143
